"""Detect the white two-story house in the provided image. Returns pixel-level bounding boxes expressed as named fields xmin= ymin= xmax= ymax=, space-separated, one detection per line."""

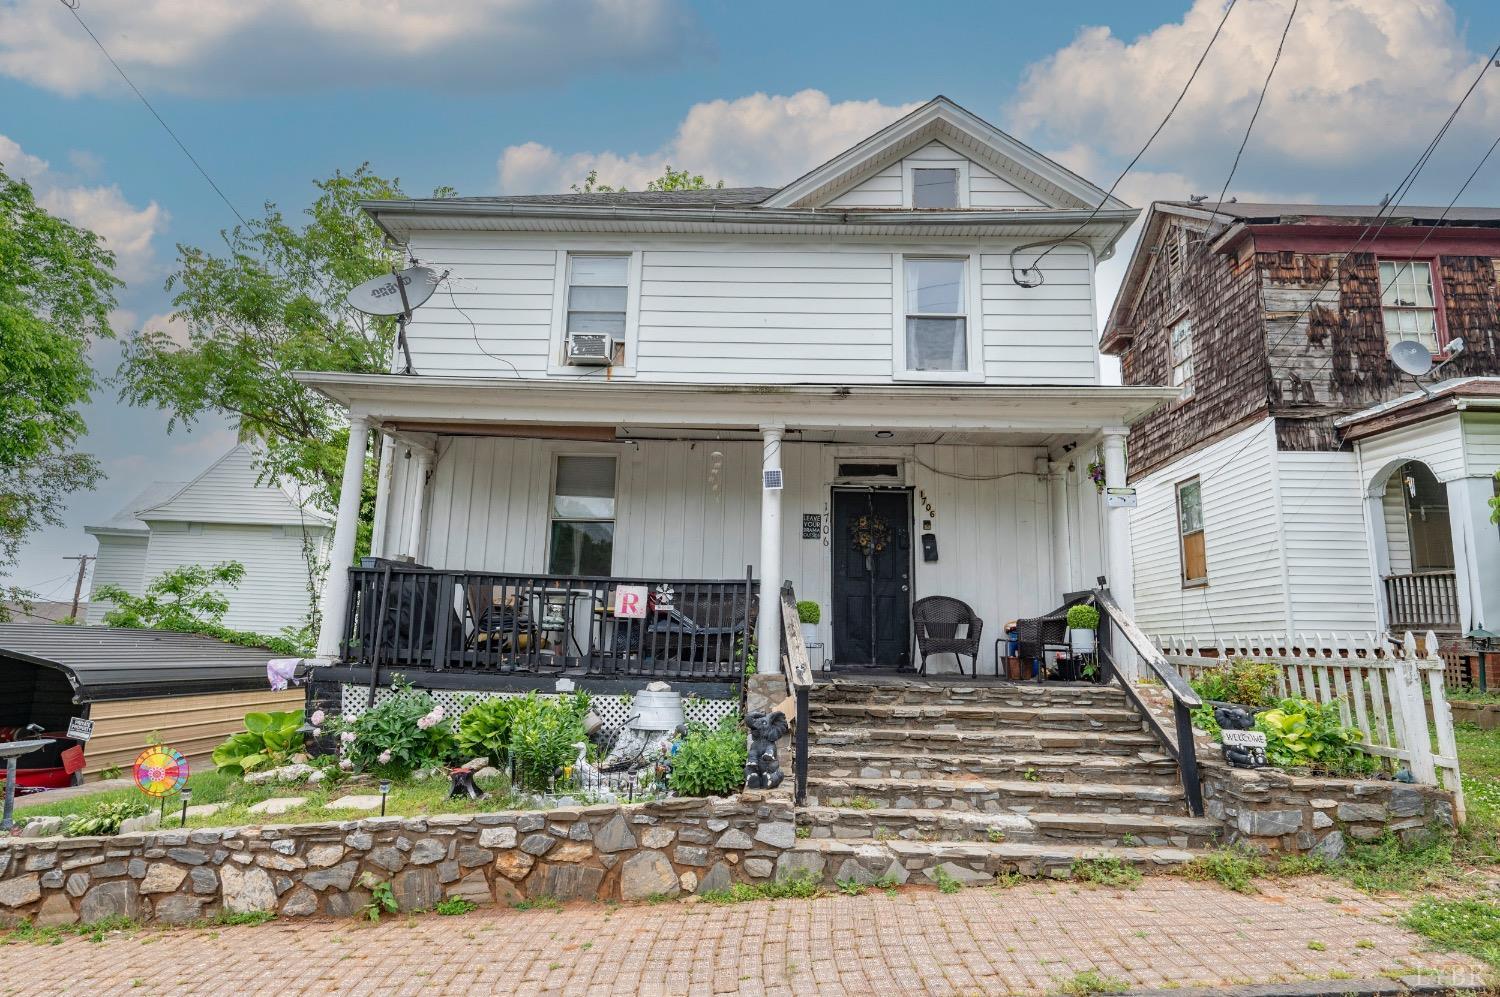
xmin=298 ymin=97 xmax=1177 ymax=694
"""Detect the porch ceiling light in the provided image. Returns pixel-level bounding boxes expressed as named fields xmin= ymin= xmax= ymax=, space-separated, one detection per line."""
xmin=875 ymin=430 xmax=894 ymax=439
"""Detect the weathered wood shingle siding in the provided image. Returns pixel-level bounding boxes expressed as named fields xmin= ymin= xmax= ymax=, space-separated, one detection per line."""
xmin=1116 ymin=221 xmax=1267 ymax=479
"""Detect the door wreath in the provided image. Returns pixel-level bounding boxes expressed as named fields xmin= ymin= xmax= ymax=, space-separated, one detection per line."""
xmin=849 ymin=514 xmax=892 ymax=556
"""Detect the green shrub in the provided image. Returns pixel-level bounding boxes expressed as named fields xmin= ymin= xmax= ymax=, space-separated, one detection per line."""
xmin=211 ymin=709 xmax=306 ymax=775
xmin=65 ymin=798 xmax=149 ymax=837
xmin=1256 ymin=698 xmax=1376 ymax=775
xmin=1065 ymin=604 xmax=1100 ymax=630
xmin=334 ymin=677 xmax=457 ymax=778
xmin=669 ymin=717 xmax=747 ymax=797
xmin=455 ymin=696 xmax=529 ymax=763
xmin=795 ymin=601 xmax=820 ymax=624
xmin=1190 ymin=659 xmax=1281 ymax=707
xmin=507 ymin=693 xmax=590 ymax=792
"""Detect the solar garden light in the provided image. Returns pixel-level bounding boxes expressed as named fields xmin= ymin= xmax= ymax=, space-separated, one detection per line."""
xmin=180 ymin=786 xmax=193 ymax=827
xmin=379 ymin=779 xmax=391 ymax=817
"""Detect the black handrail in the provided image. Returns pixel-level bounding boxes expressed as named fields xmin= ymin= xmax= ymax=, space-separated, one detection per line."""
xmin=779 ymin=581 xmax=815 ymax=806
xmin=1093 ymin=581 xmax=1204 ymax=818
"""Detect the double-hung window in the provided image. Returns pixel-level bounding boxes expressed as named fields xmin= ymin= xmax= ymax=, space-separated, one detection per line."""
xmin=1378 ymin=260 xmax=1440 ymax=352
xmin=1170 ymin=316 xmax=1195 ymax=398
xmin=566 ymin=255 xmax=629 ymax=340
xmin=548 ymin=455 xmax=616 ymax=576
xmin=1177 ymin=478 xmax=1207 ymax=585
xmin=903 ymin=257 xmax=968 ymax=372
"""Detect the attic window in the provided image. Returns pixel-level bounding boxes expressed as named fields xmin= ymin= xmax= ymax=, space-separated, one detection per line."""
xmin=912 ymin=169 xmax=959 ymax=209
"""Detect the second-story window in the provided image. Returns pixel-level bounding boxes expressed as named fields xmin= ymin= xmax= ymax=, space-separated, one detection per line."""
xmin=904 ymin=257 xmax=967 ymax=372
xmin=1378 ymin=260 xmax=1440 ymax=352
xmin=1170 ymin=316 xmax=1194 ymax=398
xmin=912 ymin=168 xmax=959 ymax=209
xmin=566 ymin=255 xmax=629 ymax=339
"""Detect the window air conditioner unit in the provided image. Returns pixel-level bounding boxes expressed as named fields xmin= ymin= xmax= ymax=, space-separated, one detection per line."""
xmin=566 ymin=332 xmax=614 ymax=366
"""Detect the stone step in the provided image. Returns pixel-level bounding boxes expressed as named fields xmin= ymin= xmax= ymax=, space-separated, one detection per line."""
xmin=778 ymin=837 xmax=1201 ymax=887
xmin=804 ymin=775 xmax=1187 ymax=816
xmin=809 ymin=725 xmax=1162 ymax=758
xmin=809 ymin=749 xmax=1181 ymax=786
xmin=811 ymin=678 xmax=1126 ymax=709
xmin=796 ymin=806 xmax=1222 ymax=849
xmin=807 ymin=702 xmax=1146 ymax=733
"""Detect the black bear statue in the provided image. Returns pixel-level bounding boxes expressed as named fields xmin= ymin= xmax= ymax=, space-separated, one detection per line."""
xmin=1213 ymin=704 xmax=1266 ymax=768
xmin=744 ymin=710 xmax=791 ymax=790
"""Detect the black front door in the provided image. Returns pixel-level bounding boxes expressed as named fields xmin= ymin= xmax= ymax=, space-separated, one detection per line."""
xmin=831 ymin=489 xmax=912 ymax=667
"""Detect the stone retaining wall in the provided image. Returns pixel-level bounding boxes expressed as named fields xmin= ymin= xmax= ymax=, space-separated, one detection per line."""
xmin=0 ymin=793 xmax=794 ymax=928
xmin=1199 ymin=755 xmax=1456 ymax=860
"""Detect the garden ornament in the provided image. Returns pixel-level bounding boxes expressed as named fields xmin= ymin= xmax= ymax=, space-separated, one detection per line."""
xmin=744 ymin=710 xmax=790 ymax=789
xmin=1213 ymin=705 xmax=1266 ymax=768
xmin=447 ymin=764 xmax=488 ymax=801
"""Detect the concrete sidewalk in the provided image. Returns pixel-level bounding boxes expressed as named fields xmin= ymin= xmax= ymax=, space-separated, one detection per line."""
xmin=0 ymin=877 xmax=1486 ymax=995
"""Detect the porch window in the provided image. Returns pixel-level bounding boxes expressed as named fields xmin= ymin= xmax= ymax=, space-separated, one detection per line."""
xmin=1177 ymin=477 xmax=1207 ymax=585
xmin=1400 ymin=461 xmax=1454 ymax=572
xmin=548 ymin=455 xmax=616 ymax=576
xmin=1170 ymin=315 xmax=1194 ymax=398
xmin=566 ymin=255 xmax=629 ymax=338
xmin=1378 ymin=260 xmax=1440 ymax=353
xmin=912 ymin=168 xmax=959 ymax=209
xmin=904 ymin=257 xmax=967 ymax=371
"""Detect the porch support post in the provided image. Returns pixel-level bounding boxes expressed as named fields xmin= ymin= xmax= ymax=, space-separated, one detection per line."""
xmin=1449 ymin=476 xmax=1500 ymax=634
xmin=1046 ymin=458 xmax=1073 ymax=600
xmin=757 ymin=424 xmax=785 ymax=674
xmin=316 ymin=411 xmax=371 ymax=659
xmin=1100 ymin=428 xmax=1138 ymax=677
xmin=369 ymin=432 xmax=395 ymax=559
xmin=405 ymin=447 xmax=435 ymax=563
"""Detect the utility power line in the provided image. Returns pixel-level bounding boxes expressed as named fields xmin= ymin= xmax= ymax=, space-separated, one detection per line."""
xmin=1209 ymin=0 xmax=1298 ymax=218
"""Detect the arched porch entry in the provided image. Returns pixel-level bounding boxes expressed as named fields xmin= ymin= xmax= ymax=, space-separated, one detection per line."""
xmin=1368 ymin=459 xmax=1460 ymax=633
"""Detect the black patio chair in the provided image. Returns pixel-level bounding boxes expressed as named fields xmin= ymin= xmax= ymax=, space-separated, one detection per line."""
xmin=912 ymin=596 xmax=984 ymax=677
xmin=1015 ymin=591 xmax=1094 ymax=678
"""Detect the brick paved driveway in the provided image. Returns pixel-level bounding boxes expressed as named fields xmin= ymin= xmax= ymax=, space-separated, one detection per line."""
xmin=0 ymin=877 xmax=1485 ymax=995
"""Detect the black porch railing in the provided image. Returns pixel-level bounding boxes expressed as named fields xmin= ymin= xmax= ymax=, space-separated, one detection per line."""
xmin=1093 ymin=581 xmax=1204 ymax=818
xmin=341 ymin=561 xmax=757 ymax=683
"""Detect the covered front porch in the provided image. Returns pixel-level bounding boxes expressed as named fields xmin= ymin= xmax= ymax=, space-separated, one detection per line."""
xmin=297 ymin=374 xmax=1175 ymax=685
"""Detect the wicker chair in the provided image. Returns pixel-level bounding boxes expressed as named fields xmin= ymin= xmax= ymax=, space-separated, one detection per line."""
xmin=911 ymin=596 xmax=984 ymax=677
xmin=1015 ymin=592 xmax=1094 ymax=676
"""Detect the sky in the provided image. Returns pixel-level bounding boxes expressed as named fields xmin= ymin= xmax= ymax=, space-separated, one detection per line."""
xmin=3 ymin=0 xmax=1500 ymax=598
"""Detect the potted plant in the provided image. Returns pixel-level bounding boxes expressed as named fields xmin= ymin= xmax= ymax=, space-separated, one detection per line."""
xmin=1066 ymin=603 xmax=1099 ymax=656
xmin=796 ymin=600 xmax=820 ymax=648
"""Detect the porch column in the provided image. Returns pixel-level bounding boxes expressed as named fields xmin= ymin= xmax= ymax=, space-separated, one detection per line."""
xmin=1046 ymin=458 xmax=1073 ymax=599
xmin=369 ymin=433 xmax=395 ymax=558
xmin=405 ymin=446 xmax=435 ymax=563
xmin=1101 ymin=427 xmax=1135 ymax=609
xmin=315 ymin=412 xmax=371 ymax=659
xmin=1449 ymin=476 xmax=1500 ymax=633
xmin=756 ymin=424 xmax=785 ymax=674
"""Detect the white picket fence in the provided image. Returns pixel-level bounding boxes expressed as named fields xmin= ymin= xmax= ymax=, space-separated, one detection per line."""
xmin=1156 ymin=631 xmax=1464 ymax=822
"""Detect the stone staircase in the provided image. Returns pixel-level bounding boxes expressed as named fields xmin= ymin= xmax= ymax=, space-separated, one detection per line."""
xmin=783 ymin=677 xmax=1221 ymax=887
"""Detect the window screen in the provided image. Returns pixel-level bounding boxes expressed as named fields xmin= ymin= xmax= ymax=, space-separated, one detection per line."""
xmin=912 ymin=168 xmax=959 ymax=209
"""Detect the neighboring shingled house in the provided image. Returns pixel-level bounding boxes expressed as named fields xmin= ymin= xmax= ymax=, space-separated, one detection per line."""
xmin=84 ymin=444 xmax=333 ymax=634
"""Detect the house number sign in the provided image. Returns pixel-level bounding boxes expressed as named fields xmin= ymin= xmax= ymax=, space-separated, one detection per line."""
xmin=802 ymin=514 xmax=821 ymax=539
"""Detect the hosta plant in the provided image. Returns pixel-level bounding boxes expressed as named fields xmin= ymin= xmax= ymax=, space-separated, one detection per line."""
xmin=1256 ymin=697 xmax=1376 ymax=775
xmin=212 ymin=709 xmax=306 ymax=775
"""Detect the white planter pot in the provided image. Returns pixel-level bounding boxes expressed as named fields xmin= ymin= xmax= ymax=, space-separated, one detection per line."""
xmin=800 ymin=623 xmax=819 ymax=648
xmin=1070 ymin=628 xmax=1096 ymax=654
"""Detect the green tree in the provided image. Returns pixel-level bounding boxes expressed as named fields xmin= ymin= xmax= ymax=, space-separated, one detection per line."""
xmin=116 ymin=166 xmax=451 ymax=559
xmin=0 ymin=165 xmax=120 ymax=618
xmin=571 ymin=165 xmax=724 ymax=193
xmin=95 ymin=560 xmax=302 ymax=654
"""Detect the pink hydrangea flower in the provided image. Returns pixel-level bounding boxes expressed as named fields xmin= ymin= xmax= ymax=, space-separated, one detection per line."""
xmin=416 ymin=715 xmax=433 ymax=730
xmin=377 ymin=750 xmax=392 ymax=765
xmin=311 ymin=727 xmax=322 ymax=737
xmin=340 ymin=731 xmax=356 ymax=744
xmin=310 ymin=709 xmax=326 ymax=726
xmin=339 ymin=758 xmax=353 ymax=771
xmin=429 ymin=707 xmax=445 ymax=722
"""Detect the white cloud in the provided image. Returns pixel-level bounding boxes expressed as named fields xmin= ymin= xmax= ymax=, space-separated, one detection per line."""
xmin=1009 ymin=0 xmax=1500 ymax=197
xmin=0 ymin=135 xmax=165 ymax=285
xmin=141 ymin=311 xmax=193 ymax=348
xmin=498 ymin=90 xmax=922 ymax=193
xmin=0 ymin=0 xmax=705 ymax=97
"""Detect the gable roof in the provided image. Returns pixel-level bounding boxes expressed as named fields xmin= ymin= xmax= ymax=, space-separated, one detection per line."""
xmin=138 ymin=444 xmax=333 ymax=528
xmin=441 ymin=187 xmax=777 ymax=209
xmin=85 ymin=480 xmax=186 ymax=537
xmin=760 ymin=96 xmax=1126 ymax=212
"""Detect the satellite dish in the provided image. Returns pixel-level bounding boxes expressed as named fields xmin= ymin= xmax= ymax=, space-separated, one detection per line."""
xmin=346 ymin=266 xmax=440 ymax=317
xmin=1390 ymin=339 xmax=1434 ymax=377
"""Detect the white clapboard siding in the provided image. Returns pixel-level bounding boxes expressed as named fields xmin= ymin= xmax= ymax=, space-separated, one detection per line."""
xmin=1129 ymin=419 xmax=1289 ymax=640
xmin=397 ymin=437 xmax=1090 ymax=673
xmin=1463 ymin=411 xmax=1500 ymax=474
xmin=1356 ymin=412 xmax=1467 ymax=491
xmin=1277 ymin=450 xmax=1381 ymax=633
xmin=143 ymin=445 xmax=328 ymax=527
xmin=84 ymin=534 xmax=149 ymax=624
xmin=825 ymin=141 xmax=1047 ymax=209
xmin=140 ymin=523 xmax=325 ymax=634
xmin=401 ymin=230 xmax=1100 ymax=385
xmin=1382 ymin=477 xmax=1413 ymax=575
xmin=826 ymin=163 xmax=902 ymax=207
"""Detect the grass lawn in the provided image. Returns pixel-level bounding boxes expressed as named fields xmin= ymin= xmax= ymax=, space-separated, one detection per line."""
xmin=13 ymin=768 xmax=543 ymax=831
